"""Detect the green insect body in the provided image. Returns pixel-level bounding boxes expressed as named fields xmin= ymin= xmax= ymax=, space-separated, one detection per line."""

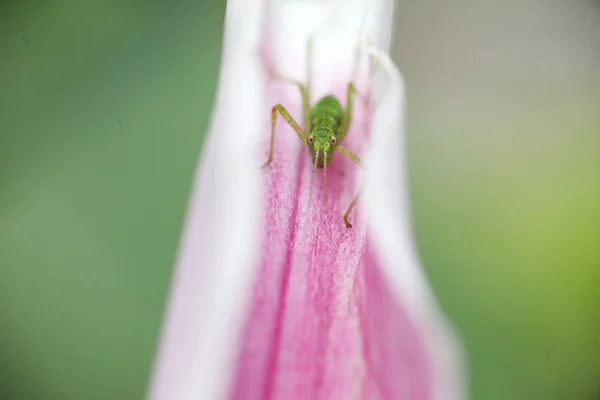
xmin=261 ymin=42 xmax=365 ymax=228
xmin=309 ymin=96 xmax=343 ymax=169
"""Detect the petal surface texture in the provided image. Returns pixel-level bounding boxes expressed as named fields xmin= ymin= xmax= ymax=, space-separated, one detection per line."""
xmin=150 ymin=1 xmax=467 ymax=399
xmin=232 ymin=1 xmax=467 ymax=400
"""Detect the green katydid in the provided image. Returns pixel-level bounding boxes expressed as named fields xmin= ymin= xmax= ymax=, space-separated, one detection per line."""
xmin=261 ymin=38 xmax=366 ymax=229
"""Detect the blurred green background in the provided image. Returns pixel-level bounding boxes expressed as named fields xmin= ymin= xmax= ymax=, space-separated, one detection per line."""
xmin=0 ymin=1 xmax=598 ymax=399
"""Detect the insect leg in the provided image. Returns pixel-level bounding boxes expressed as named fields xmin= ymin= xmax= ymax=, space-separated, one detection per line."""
xmin=336 ymin=145 xmax=362 ymax=228
xmin=270 ymin=72 xmax=312 ymax=135
xmin=343 ymin=188 xmax=362 ymax=229
xmin=261 ymin=104 xmax=306 ymax=169
xmin=339 ymin=82 xmax=357 ymax=139
xmin=336 ymin=145 xmax=361 ymax=165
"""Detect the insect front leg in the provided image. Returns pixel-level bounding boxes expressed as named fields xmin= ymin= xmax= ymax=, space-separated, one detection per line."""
xmin=264 ymin=37 xmax=314 ymax=166
xmin=261 ymin=104 xmax=306 ymax=169
xmin=270 ymin=72 xmax=312 ymax=134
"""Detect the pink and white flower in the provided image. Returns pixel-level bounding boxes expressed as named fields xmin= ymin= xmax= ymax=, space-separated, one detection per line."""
xmin=148 ymin=1 xmax=467 ymax=399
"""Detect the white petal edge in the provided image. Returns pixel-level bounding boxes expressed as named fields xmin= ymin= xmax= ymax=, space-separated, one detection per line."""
xmin=270 ymin=0 xmax=395 ymax=97
xmin=363 ymin=44 xmax=469 ymax=400
xmin=147 ymin=0 xmax=267 ymax=399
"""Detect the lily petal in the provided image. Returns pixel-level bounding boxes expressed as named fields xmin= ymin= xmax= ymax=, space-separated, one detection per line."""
xmin=149 ymin=0 xmax=466 ymax=399
xmin=363 ymin=44 xmax=467 ymax=400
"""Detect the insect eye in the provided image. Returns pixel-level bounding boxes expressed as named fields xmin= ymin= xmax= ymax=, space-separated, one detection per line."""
xmin=330 ymin=136 xmax=337 ymax=146
xmin=307 ymin=135 xmax=315 ymax=145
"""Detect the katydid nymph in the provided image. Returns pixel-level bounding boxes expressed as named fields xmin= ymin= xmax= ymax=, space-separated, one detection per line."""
xmin=261 ymin=39 xmax=366 ymax=229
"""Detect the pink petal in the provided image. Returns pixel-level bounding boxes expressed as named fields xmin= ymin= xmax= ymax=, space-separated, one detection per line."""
xmin=363 ymin=45 xmax=466 ymax=400
xmin=230 ymin=2 xmax=466 ymax=400
xmin=149 ymin=1 xmax=466 ymax=400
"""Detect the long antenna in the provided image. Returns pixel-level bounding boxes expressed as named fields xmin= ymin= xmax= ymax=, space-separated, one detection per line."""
xmin=309 ymin=148 xmax=320 ymax=203
xmin=321 ymin=149 xmax=328 ymax=218
xmin=323 ymin=149 xmax=328 ymax=201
